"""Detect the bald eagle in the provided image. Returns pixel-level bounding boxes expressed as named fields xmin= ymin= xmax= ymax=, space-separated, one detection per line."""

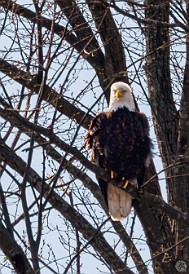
xmin=85 ymin=82 xmax=152 ymax=221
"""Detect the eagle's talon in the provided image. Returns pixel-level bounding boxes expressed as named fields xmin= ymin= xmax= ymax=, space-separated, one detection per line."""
xmin=123 ymin=180 xmax=129 ymax=189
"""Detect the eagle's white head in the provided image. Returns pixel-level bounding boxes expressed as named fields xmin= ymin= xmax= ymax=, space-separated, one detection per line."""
xmin=109 ymin=82 xmax=135 ymax=111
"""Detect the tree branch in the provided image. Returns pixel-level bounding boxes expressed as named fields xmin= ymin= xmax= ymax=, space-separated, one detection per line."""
xmin=0 ymin=58 xmax=92 ymax=129
xmin=105 ymin=0 xmax=189 ymax=31
xmin=0 ymin=104 xmax=186 ymax=246
xmin=0 ymin=0 xmax=104 ymax=71
xmin=0 ymin=137 xmax=134 ymax=274
xmin=0 ymin=104 xmax=148 ymax=273
xmin=145 ymin=1 xmax=178 ymax=160
xmin=0 ymin=220 xmax=34 ymax=274
xmin=55 ymin=0 xmax=104 ymax=62
xmin=86 ymin=0 xmax=128 ymax=100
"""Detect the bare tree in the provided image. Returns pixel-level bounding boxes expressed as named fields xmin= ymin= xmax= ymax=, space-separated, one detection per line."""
xmin=0 ymin=1 xmax=188 ymax=273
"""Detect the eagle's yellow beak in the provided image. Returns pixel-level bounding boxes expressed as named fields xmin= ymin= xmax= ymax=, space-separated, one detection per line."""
xmin=115 ymin=89 xmax=123 ymax=99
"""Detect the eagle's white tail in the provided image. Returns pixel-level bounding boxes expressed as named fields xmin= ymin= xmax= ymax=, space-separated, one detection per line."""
xmin=107 ymin=179 xmax=137 ymax=221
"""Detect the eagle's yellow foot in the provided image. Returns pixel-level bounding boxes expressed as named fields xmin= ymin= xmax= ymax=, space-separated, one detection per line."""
xmin=123 ymin=180 xmax=129 ymax=189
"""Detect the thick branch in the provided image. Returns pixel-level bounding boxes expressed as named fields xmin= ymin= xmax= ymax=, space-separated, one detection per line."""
xmin=55 ymin=0 xmax=104 ymax=61
xmin=144 ymin=2 xmax=179 ymax=221
xmin=178 ymin=34 xmax=189 ymax=156
xmin=145 ymin=1 xmax=178 ymax=160
xmin=86 ymin=0 xmax=128 ymax=100
xmin=111 ymin=221 xmax=149 ymax=274
xmin=173 ymin=3 xmax=189 ymax=266
xmin=0 ymin=221 xmax=34 ymax=274
xmin=173 ymin=30 xmax=189 ymax=211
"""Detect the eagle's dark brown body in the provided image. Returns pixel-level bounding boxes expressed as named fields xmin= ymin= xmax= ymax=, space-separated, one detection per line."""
xmin=86 ymin=106 xmax=152 ymax=178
